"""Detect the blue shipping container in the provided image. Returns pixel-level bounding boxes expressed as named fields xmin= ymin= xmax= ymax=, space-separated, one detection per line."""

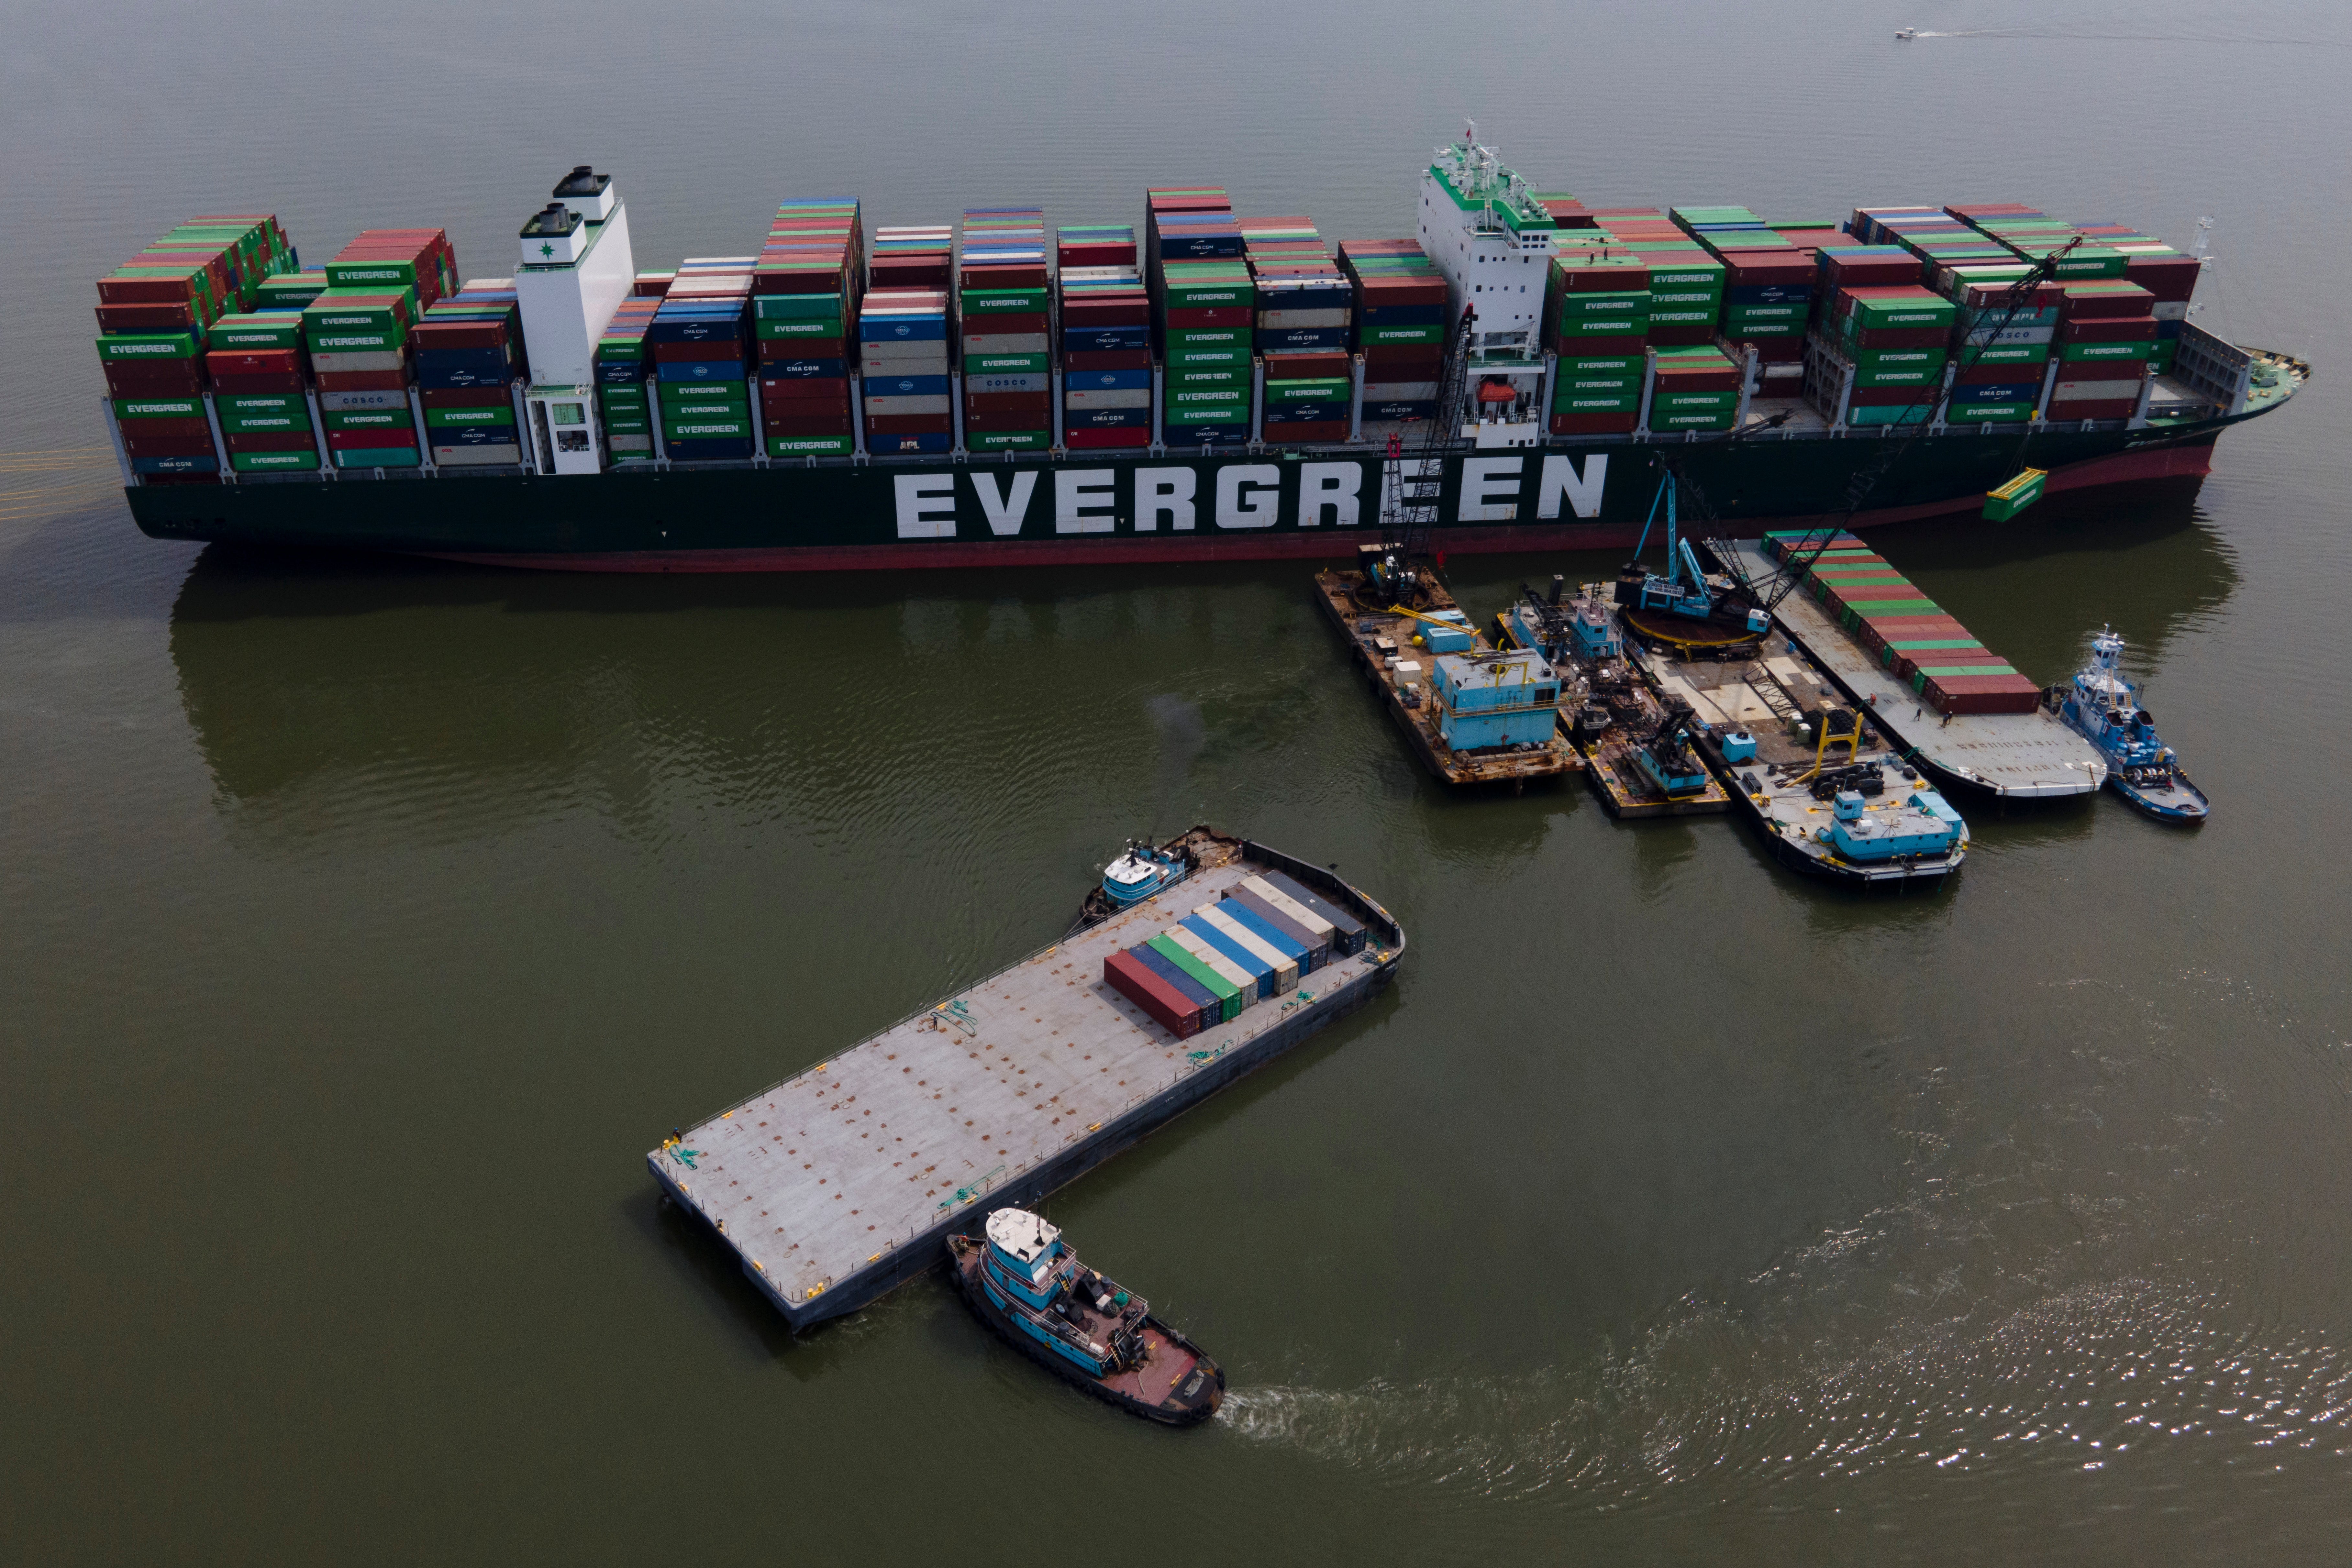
xmin=859 ymin=316 xmax=948 ymax=343
xmin=1065 ymin=367 xmax=1152 ymax=391
xmin=1179 ymin=915 xmax=1276 ymax=998
xmin=1726 ymin=283 xmax=1812 ymax=306
xmin=1128 ymin=943 xmax=1220 ymax=1016
xmin=760 ymin=356 xmax=848 ymax=379
xmin=657 ymin=359 xmax=749 ymax=383
xmin=864 ymin=374 xmax=950 ymax=397
xmin=132 ymin=453 xmax=218 ymax=473
xmin=1213 ymin=892 xmax=1319 ymax=973
xmin=1066 ymin=326 xmax=1150 ymax=354
xmin=1951 ymin=382 xmax=2040 ymax=404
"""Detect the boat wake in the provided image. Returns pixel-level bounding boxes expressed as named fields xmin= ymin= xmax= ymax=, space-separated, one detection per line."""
xmin=1218 ymin=1278 xmax=2352 ymax=1503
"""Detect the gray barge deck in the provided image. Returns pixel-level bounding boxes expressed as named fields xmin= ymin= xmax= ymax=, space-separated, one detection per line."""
xmin=647 ymin=837 xmax=1403 ymax=1331
xmin=1725 ymin=541 xmax=2104 ymax=800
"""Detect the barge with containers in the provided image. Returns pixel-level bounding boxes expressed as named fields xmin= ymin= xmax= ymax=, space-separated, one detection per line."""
xmin=99 ymin=132 xmax=2304 ymax=572
xmin=646 ymin=828 xmax=1402 ymax=1332
xmin=1725 ymin=534 xmax=2104 ymax=799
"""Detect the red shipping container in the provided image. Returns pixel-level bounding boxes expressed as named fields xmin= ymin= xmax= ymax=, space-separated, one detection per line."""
xmin=2123 ymin=254 xmax=2201 ymax=303
xmin=1551 ymin=411 xmax=1640 ymax=435
xmin=633 ymin=276 xmax=674 ymax=297
xmin=1729 ymin=336 xmax=1805 ymax=363
xmin=764 ymin=413 xmax=854 ymax=436
xmin=1925 ymin=674 xmax=2042 ymax=716
xmin=420 ymin=386 xmax=512 ymax=409
xmin=965 ymin=391 xmax=1051 ymax=414
xmin=1262 ymin=351 xmax=1351 ymax=381
xmin=1364 ymin=347 xmax=1443 ymax=377
xmin=2058 ymin=315 xmax=2157 ymax=343
xmin=959 ymin=264 xmax=1048 ymax=289
xmin=965 ymin=406 xmax=1051 ymax=431
xmin=653 ymin=340 xmax=747 ymax=363
xmin=1103 ymin=950 xmax=1203 ymax=1040
xmin=226 ymin=429 xmax=320 ymax=453
xmin=411 ymin=322 xmax=509 ymax=350
xmin=1848 ymin=326 xmax=1947 ymax=350
xmin=2046 ymin=398 xmax=2137 ymax=421
xmin=95 ymin=302 xmax=199 ymax=333
xmin=121 ymin=416 xmax=212 ymax=438
xmin=966 ymin=310 xmax=1048 ymax=335
xmin=1647 ymin=324 xmax=1715 ymax=346
xmin=210 ymin=371 xmax=306 ymax=394
xmin=865 ymin=413 xmax=952 ymax=434
xmin=1063 ymin=349 xmax=1151 ymax=372
xmin=1820 ymin=253 xmax=1926 ymax=289
xmin=2058 ymin=282 xmax=2155 ymax=319
xmin=1956 ymin=359 xmax=2042 ymax=385
xmin=96 ymin=272 xmax=208 ymax=305
xmin=1723 ymin=251 xmax=1814 ymax=287
xmin=1261 ymin=419 xmax=1349 ymax=442
xmin=1065 ymin=427 xmax=1150 ymax=450
xmin=1553 ymin=258 xmax=1650 ymax=292
xmin=1846 ymin=386 xmax=1928 ymax=407
xmin=1356 ymin=279 xmax=1447 ymax=306
xmin=1549 ymin=334 xmax=1646 ymax=358
xmin=327 ymin=427 xmax=419 ymax=451
xmin=762 ymin=396 xmax=851 ymax=425
xmin=760 ymin=374 xmax=849 ymax=399
xmin=1163 ymin=306 xmax=1251 ymax=328
xmin=121 ymin=430 xmax=217 ymax=457
xmin=315 ymin=370 xmax=410 ymax=392
xmin=105 ymin=360 xmax=205 ymax=396
xmin=1056 ymin=244 xmax=1135 ymax=269
xmin=759 ymin=337 xmax=846 ymax=362
xmin=140 ymin=473 xmax=221 ymax=486
xmin=1654 ymin=368 xmax=1741 ymax=393
xmin=1061 ymin=297 xmax=1149 ymax=325
xmin=205 ymin=348 xmax=301 ymax=378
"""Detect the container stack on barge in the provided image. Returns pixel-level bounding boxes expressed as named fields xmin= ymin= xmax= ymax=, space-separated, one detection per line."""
xmin=103 ymin=128 xmax=2304 ymax=571
xmin=646 ymin=829 xmax=1401 ymax=1332
xmin=1315 ymin=550 xmax=1579 ymax=790
xmin=1729 ymin=533 xmax=2104 ymax=799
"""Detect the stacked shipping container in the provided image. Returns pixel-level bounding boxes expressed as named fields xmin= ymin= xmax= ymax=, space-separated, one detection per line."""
xmin=860 ymin=288 xmax=952 ymax=454
xmin=1148 ymin=188 xmax=1251 ymax=447
xmin=1244 ymin=216 xmax=1351 ymax=443
xmin=655 ymin=258 xmax=755 ymax=460
xmin=1543 ymin=250 xmax=1648 ymax=435
xmin=1339 ymin=240 xmax=1447 ymax=442
xmin=1099 ymin=873 xmax=1361 ymax=1041
xmin=596 ymin=292 xmax=660 ymax=461
xmin=1763 ymin=532 xmax=2043 ymax=715
xmin=959 ymin=208 xmax=1053 ymax=452
xmin=1056 ymin=225 xmax=1150 ymax=452
xmin=415 ymin=281 xmax=524 ymax=467
xmin=755 ymin=198 xmax=861 ymax=458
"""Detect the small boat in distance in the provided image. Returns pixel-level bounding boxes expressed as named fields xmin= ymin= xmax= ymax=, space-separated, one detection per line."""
xmin=949 ymin=1209 xmax=1226 ymax=1426
xmin=2053 ymin=628 xmax=2211 ymax=823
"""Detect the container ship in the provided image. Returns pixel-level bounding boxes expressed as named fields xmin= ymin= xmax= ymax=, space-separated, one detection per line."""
xmin=98 ymin=132 xmax=2306 ymax=573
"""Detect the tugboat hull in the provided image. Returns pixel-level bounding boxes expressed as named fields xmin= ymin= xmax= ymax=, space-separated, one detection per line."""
xmin=948 ymin=1235 xmax=1226 ymax=1426
xmin=2107 ymin=770 xmax=2211 ymax=823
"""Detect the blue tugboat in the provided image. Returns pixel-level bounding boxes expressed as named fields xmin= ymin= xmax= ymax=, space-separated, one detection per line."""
xmin=1071 ymin=834 xmax=1198 ymax=934
xmin=2054 ymin=628 xmax=2210 ymax=824
xmin=948 ymin=1209 xmax=1225 ymax=1426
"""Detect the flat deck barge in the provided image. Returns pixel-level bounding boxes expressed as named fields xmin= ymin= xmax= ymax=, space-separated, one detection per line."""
xmin=1313 ymin=568 xmax=1580 ymax=789
xmin=647 ymin=833 xmax=1403 ymax=1331
xmin=1726 ymin=541 xmax=2104 ymax=799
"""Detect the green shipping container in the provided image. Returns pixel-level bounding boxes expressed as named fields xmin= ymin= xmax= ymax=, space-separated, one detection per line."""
xmin=232 ymin=450 xmax=320 ymax=472
xmin=967 ymin=431 xmax=1051 ymax=451
xmin=960 ymin=289 xmax=1049 ymax=314
xmin=1167 ymin=345 xmax=1249 ymax=369
xmin=1653 ymin=390 xmax=1737 ymax=412
xmin=1949 ymin=401 xmax=2036 ymax=422
xmin=754 ymin=293 xmax=848 ymax=321
xmin=112 ymin=395 xmax=205 ymax=420
xmin=2062 ymin=341 xmax=2155 ymax=362
xmin=1359 ymin=324 xmax=1445 ymax=346
xmin=663 ymin=382 xmax=749 ymax=408
xmin=966 ymin=352 xmax=1050 ymax=374
xmin=96 ymin=332 xmax=199 ymax=361
xmin=756 ymin=317 xmax=843 ymax=340
xmin=767 ymin=435 xmax=854 ymax=457
xmin=324 ymin=409 xmax=416 ymax=433
xmin=221 ymin=410 xmax=309 ymax=434
xmin=664 ymin=414 xmax=753 ymax=439
xmin=424 ymin=406 xmax=516 ymax=428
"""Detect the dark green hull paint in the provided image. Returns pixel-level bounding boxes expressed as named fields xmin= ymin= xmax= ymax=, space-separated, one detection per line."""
xmin=127 ymin=419 xmax=2230 ymax=572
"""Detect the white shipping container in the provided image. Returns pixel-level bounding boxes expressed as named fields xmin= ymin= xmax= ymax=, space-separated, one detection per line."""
xmin=1063 ymin=387 xmax=1150 ymax=409
xmin=1255 ymin=308 xmax=1351 ymax=330
xmin=961 ymin=332 xmax=1049 ymax=355
xmin=2052 ymin=378 xmax=2142 ymax=401
xmin=861 ymin=393 xmax=952 ymax=416
xmin=433 ymin=444 xmax=524 ymax=465
xmin=1192 ymin=903 xmax=1300 ymax=993
xmin=312 ymin=350 xmax=407 ymax=374
xmin=858 ymin=343 xmax=950 ymax=371
xmin=1158 ymin=925 xmax=1259 ymax=1005
xmin=1239 ymin=874 xmax=1336 ymax=944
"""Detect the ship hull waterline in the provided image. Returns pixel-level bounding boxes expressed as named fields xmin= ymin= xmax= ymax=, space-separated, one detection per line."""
xmin=129 ymin=421 xmax=2224 ymax=574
